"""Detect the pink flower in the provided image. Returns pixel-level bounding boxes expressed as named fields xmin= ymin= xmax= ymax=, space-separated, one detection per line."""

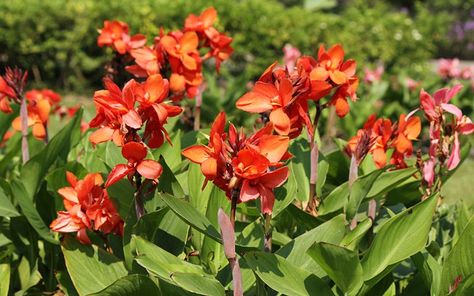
xmin=438 ymin=58 xmax=461 ymax=79
xmin=282 ymin=44 xmax=301 ymax=74
xmin=420 ymin=84 xmax=463 ymax=122
xmin=363 ymin=65 xmax=384 ymax=84
xmin=446 ymin=115 xmax=474 ymax=170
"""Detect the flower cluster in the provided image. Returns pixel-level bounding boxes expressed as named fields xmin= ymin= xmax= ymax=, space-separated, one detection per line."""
xmin=182 ymin=112 xmax=290 ymax=214
xmin=419 ymin=85 xmax=474 ymax=187
xmin=50 ymin=172 xmax=123 ymax=244
xmin=438 ymin=58 xmax=473 ymax=81
xmin=99 ymin=7 xmax=232 ymax=100
xmin=347 ymin=113 xmax=421 ymax=169
xmin=97 ymin=20 xmax=146 ymax=55
xmin=11 ymin=89 xmax=62 ymax=140
xmin=89 ymin=74 xmax=181 ymax=185
xmin=236 ymin=44 xmax=358 ymax=140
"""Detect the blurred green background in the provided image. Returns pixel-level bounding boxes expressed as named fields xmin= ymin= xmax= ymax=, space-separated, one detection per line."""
xmin=0 ymin=0 xmax=473 ymax=201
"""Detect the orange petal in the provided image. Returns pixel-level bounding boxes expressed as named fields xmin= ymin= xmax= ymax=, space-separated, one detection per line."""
xmin=180 ymin=32 xmax=199 ymax=53
xmin=32 ymin=122 xmax=46 ymax=140
xmin=258 ymin=135 xmax=289 ymax=163
xmin=89 ymin=126 xmax=114 ymax=145
xmin=137 ymin=159 xmax=163 ymax=180
xmin=201 ymin=157 xmax=217 ymax=179
xmin=310 ymin=67 xmax=329 ymax=81
xmin=201 ymin=7 xmax=217 ymax=27
xmin=36 ymin=99 xmax=51 ymax=123
xmin=371 ymin=148 xmax=387 ymax=169
xmin=333 ymin=97 xmax=350 ymax=118
xmin=144 ymin=74 xmax=167 ymax=103
xmin=395 ymin=134 xmax=412 ymax=154
xmin=269 ymin=108 xmax=291 ymax=135
xmin=258 ymin=167 xmax=289 ymax=189
xmin=327 ymin=44 xmax=344 ymax=67
xmin=182 ymin=145 xmax=211 ymax=164
xmin=405 ymin=116 xmax=421 ymax=140
xmin=58 ymin=187 xmax=78 ymax=203
xmin=66 ymin=171 xmax=78 ymax=187
xmin=329 ymin=70 xmax=347 ymax=85
xmin=181 ymin=53 xmax=198 ymax=70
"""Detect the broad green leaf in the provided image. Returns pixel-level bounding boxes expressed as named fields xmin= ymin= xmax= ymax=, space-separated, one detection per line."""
xmin=277 ymin=214 xmax=346 ymax=276
xmin=133 ymin=236 xmax=225 ymax=295
xmin=157 ymin=158 xmax=185 ymax=198
xmin=56 ymin=271 xmax=79 ymax=296
xmin=62 ymin=236 xmax=127 ymax=295
xmin=160 ymin=193 xmax=221 ymax=242
xmin=346 ymin=169 xmax=383 ymax=220
xmin=21 ymin=109 xmax=83 ymax=199
xmin=361 ymin=195 xmax=437 ymax=280
xmin=244 ymin=251 xmax=333 ymax=296
xmin=317 ymin=182 xmax=348 ymax=216
xmin=10 ymin=180 xmax=58 ymax=244
xmin=171 ymin=272 xmax=225 ymax=296
xmin=412 ymin=252 xmax=441 ymax=296
xmin=366 ymin=168 xmax=417 ymax=199
xmin=0 ymin=263 xmax=10 ymax=296
xmin=340 ymin=218 xmax=372 ymax=250
xmin=0 ymin=186 xmax=19 ymax=217
xmin=90 ymin=275 xmax=161 ymax=296
xmin=308 ymin=242 xmax=363 ymax=295
xmin=439 ymin=216 xmax=474 ymax=295
xmin=273 ymin=164 xmax=297 ymax=217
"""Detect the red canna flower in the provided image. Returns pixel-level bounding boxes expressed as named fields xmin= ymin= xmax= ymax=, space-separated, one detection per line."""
xmin=312 ymin=44 xmax=357 ymax=86
xmin=126 ymin=38 xmax=165 ymax=77
xmin=161 ymin=31 xmax=200 ymax=71
xmin=50 ymin=172 xmax=123 ymax=244
xmin=182 ymin=112 xmax=290 ymax=214
xmin=97 ymin=20 xmax=146 ymax=55
xmin=105 ymin=141 xmax=163 ymax=187
xmin=89 ymin=79 xmax=142 ymax=146
xmin=185 ymin=7 xmax=217 ymax=33
xmin=0 ymin=76 xmax=17 ymax=113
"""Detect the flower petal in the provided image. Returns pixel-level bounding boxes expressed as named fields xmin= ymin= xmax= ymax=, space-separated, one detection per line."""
xmin=137 ymin=159 xmax=163 ymax=180
xmin=105 ymin=164 xmax=133 ymax=187
xmin=269 ymin=108 xmax=291 ymax=135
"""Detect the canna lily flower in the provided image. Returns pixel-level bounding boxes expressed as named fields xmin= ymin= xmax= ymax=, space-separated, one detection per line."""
xmin=420 ymin=84 xmax=463 ymax=123
xmin=393 ymin=113 xmax=421 ymax=156
xmin=312 ymin=44 xmax=357 ymax=86
xmin=236 ymin=78 xmax=294 ymax=135
xmin=105 ymin=141 xmax=163 ymax=187
xmin=283 ymin=44 xmax=301 ymax=74
xmin=89 ymin=79 xmax=142 ymax=146
xmin=160 ymin=31 xmax=200 ymax=71
xmin=97 ymin=20 xmax=146 ymax=55
xmin=50 ymin=172 xmax=123 ymax=244
xmin=185 ymin=7 xmax=217 ymax=34
xmin=182 ymin=112 xmax=227 ymax=181
xmin=127 ymin=44 xmax=164 ymax=77
xmin=134 ymin=74 xmax=183 ymax=148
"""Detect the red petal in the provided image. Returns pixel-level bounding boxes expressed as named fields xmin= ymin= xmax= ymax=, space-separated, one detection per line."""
xmin=123 ymin=109 xmax=142 ymax=129
xmin=258 ymin=167 xmax=289 ymax=189
xmin=122 ymin=141 xmax=147 ymax=163
xmin=105 ymin=164 xmax=133 ymax=187
xmin=240 ymin=180 xmax=260 ymax=202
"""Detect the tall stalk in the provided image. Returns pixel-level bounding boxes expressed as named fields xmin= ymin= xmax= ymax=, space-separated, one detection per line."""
xmin=306 ymin=101 xmax=322 ymax=214
xmin=134 ymin=173 xmax=145 ymax=219
xmin=19 ymin=95 xmax=30 ymax=164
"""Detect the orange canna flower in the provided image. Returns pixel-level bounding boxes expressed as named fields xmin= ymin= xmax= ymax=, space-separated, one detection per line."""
xmin=160 ymin=31 xmax=200 ymax=71
xmin=50 ymin=172 xmax=123 ymax=244
xmin=97 ymin=20 xmax=146 ymax=54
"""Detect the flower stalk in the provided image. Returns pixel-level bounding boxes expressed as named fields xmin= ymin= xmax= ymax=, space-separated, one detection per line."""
xmin=263 ymin=213 xmax=272 ymax=252
xmin=307 ymin=101 xmax=323 ymax=214
xmin=134 ymin=173 xmax=145 ymax=219
xmin=19 ymin=95 xmax=30 ymax=164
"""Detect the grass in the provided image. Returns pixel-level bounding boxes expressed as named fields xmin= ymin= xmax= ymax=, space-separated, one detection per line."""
xmin=442 ymin=157 xmax=474 ymax=207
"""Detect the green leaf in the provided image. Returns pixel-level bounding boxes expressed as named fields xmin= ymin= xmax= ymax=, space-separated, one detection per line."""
xmin=273 ymin=164 xmax=297 ymax=217
xmin=346 ymin=169 xmax=383 ymax=220
xmin=157 ymin=157 xmax=185 ymax=198
xmin=90 ymin=275 xmax=161 ymax=296
xmin=244 ymin=251 xmax=333 ymax=296
xmin=10 ymin=180 xmax=58 ymax=244
xmin=439 ymin=215 xmax=474 ymax=295
xmin=62 ymin=236 xmax=128 ymax=295
xmin=361 ymin=195 xmax=437 ymax=281
xmin=171 ymin=272 xmax=225 ymax=296
xmin=21 ymin=109 xmax=83 ymax=199
xmin=133 ymin=236 xmax=225 ymax=295
xmin=317 ymin=182 xmax=348 ymax=216
xmin=0 ymin=186 xmax=19 ymax=217
xmin=0 ymin=263 xmax=10 ymax=296
xmin=366 ymin=167 xmax=417 ymax=199
xmin=340 ymin=218 xmax=372 ymax=250
xmin=277 ymin=214 xmax=346 ymax=276
xmin=307 ymin=242 xmax=363 ymax=295
xmin=160 ymin=193 xmax=221 ymax=242
xmin=452 ymin=273 xmax=474 ymax=296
